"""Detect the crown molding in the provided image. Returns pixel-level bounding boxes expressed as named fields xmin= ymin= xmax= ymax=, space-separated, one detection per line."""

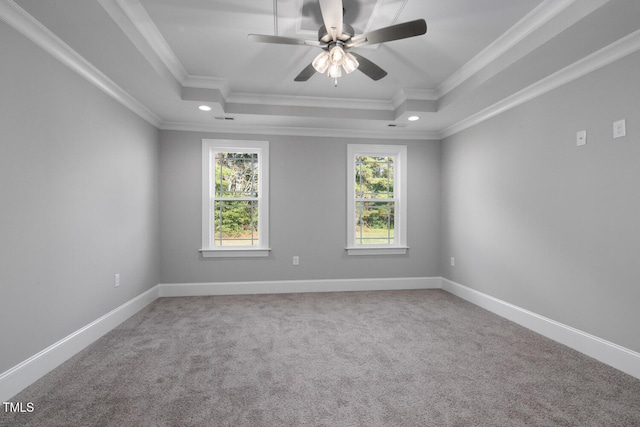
xmin=440 ymin=28 xmax=640 ymax=139
xmin=0 ymin=0 xmax=161 ymax=127
xmin=181 ymin=87 xmax=436 ymax=123
xmin=160 ymin=121 xmax=440 ymax=141
xmin=94 ymin=0 xmax=592 ymax=136
xmin=100 ymin=0 xmax=435 ymax=119
xmin=403 ymin=88 xmax=439 ymax=101
xmin=434 ymin=0 xmax=578 ymax=98
xmin=183 ymin=75 xmax=232 ymax=98
xmin=98 ymin=0 xmax=187 ymax=85
xmin=0 ymin=0 xmax=436 ymax=134
xmin=228 ymin=91 xmax=394 ymax=111
xmin=7 ymin=0 xmax=639 ymax=142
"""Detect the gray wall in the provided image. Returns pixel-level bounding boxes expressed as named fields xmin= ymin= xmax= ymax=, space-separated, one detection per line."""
xmin=0 ymin=22 xmax=160 ymax=372
xmin=441 ymin=52 xmax=640 ymax=353
xmin=5 ymin=0 xmax=638 ymax=378
xmin=159 ymin=131 xmax=441 ymax=284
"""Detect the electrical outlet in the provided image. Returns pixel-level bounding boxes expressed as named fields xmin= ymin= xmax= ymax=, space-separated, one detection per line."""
xmin=450 ymin=257 xmax=455 ymax=267
xmin=293 ymin=256 xmax=300 ymax=266
xmin=114 ymin=274 xmax=120 ymax=288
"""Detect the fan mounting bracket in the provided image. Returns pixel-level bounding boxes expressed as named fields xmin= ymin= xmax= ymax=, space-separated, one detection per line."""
xmin=318 ymin=23 xmax=354 ymax=43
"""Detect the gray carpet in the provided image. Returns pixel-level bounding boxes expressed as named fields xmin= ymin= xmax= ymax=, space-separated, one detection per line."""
xmin=2 ymin=289 xmax=640 ymax=426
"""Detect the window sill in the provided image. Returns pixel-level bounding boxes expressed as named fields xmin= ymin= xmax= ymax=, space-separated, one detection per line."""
xmin=200 ymin=248 xmax=271 ymax=258
xmin=346 ymin=246 xmax=409 ymax=256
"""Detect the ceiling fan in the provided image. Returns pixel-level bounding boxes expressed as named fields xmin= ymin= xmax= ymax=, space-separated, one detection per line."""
xmin=248 ymin=0 xmax=427 ymax=84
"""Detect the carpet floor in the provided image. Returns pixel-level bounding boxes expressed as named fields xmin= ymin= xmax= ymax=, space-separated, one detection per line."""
xmin=2 ymin=289 xmax=640 ymax=426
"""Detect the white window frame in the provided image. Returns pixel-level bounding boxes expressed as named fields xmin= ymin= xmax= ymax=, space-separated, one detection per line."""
xmin=200 ymin=139 xmax=270 ymax=258
xmin=346 ymin=144 xmax=408 ymax=256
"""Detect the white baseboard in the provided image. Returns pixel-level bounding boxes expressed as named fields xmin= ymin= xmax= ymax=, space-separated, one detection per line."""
xmin=0 ymin=277 xmax=436 ymax=401
xmin=158 ymin=276 xmax=441 ymax=297
xmin=0 ymin=286 xmax=160 ymax=402
xmin=441 ymin=277 xmax=640 ymax=380
xmin=4 ymin=276 xmax=638 ymax=403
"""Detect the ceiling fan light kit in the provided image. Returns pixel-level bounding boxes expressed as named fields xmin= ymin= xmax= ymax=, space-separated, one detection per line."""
xmin=313 ymin=43 xmax=359 ymax=77
xmin=248 ymin=0 xmax=426 ymax=84
xmin=312 ymin=51 xmax=330 ymax=73
xmin=329 ymin=45 xmax=345 ymax=64
xmin=342 ymin=52 xmax=359 ymax=74
xmin=328 ymin=62 xmax=342 ymax=78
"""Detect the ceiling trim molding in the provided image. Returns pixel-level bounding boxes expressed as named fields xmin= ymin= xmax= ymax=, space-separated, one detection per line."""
xmin=440 ymin=28 xmax=640 ymax=139
xmin=180 ymin=89 xmax=436 ymax=123
xmin=97 ymin=0 xmax=183 ymax=95
xmin=435 ymin=0 xmax=578 ymax=98
xmin=366 ymin=0 xmax=409 ymax=30
xmin=403 ymin=88 xmax=439 ymax=102
xmin=390 ymin=88 xmax=439 ymax=113
xmin=183 ymin=75 xmax=232 ymax=98
xmin=227 ymin=92 xmax=395 ymax=111
xmin=104 ymin=0 xmax=603 ymax=134
xmin=0 ymin=0 xmax=161 ymax=127
xmin=273 ymin=0 xmax=279 ymax=36
xmin=100 ymin=0 xmax=426 ymax=119
xmin=180 ymin=79 xmax=440 ymax=121
xmin=8 ymin=0 xmax=635 ymax=142
xmin=98 ymin=0 xmax=188 ymax=84
xmin=1 ymin=0 xmax=436 ymax=132
xmin=160 ymin=121 xmax=440 ymax=141
xmin=390 ymin=0 xmax=409 ymax=24
xmin=390 ymin=90 xmax=407 ymax=111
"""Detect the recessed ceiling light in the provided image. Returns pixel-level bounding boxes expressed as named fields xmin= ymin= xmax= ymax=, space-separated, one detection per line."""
xmin=198 ymin=105 xmax=212 ymax=111
xmin=408 ymin=116 xmax=420 ymax=121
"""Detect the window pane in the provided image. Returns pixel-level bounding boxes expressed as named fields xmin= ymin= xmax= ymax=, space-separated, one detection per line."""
xmin=215 ymin=152 xmax=259 ymax=197
xmin=213 ymin=200 xmax=259 ymax=246
xmin=355 ymin=156 xmax=394 ymax=199
xmin=355 ymin=201 xmax=394 ymax=245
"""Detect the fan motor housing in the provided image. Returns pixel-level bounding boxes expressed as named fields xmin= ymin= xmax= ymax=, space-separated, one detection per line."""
xmin=318 ymin=23 xmax=354 ymax=43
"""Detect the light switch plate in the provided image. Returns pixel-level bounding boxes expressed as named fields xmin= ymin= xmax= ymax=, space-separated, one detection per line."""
xmin=613 ymin=120 xmax=626 ymax=139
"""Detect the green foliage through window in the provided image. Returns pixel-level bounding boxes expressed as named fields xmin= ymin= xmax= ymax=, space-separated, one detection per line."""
xmin=354 ymin=156 xmax=395 ymax=245
xmin=213 ymin=152 xmax=260 ymax=246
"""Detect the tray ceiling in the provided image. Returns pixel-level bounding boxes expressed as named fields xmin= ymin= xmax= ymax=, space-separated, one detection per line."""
xmin=4 ymin=0 xmax=640 ymax=139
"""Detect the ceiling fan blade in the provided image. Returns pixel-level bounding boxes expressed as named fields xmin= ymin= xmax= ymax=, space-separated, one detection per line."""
xmin=248 ymin=34 xmax=309 ymax=46
xmin=353 ymin=19 xmax=427 ymax=47
xmin=319 ymin=0 xmax=343 ymax=41
xmin=294 ymin=63 xmax=317 ymax=82
xmin=350 ymin=52 xmax=387 ymax=81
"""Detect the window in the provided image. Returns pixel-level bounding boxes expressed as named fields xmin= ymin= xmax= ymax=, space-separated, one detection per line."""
xmin=201 ymin=139 xmax=269 ymax=257
xmin=347 ymin=144 xmax=408 ymax=255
